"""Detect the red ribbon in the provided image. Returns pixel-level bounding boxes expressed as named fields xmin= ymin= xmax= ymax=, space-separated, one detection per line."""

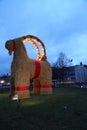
xmin=33 ymin=60 xmax=41 ymax=79
xmin=11 ymin=86 xmax=29 ymax=91
xmin=12 ymin=40 xmax=16 ymax=51
xmin=40 ymin=84 xmax=52 ymax=88
xmin=33 ymin=85 xmax=40 ymax=88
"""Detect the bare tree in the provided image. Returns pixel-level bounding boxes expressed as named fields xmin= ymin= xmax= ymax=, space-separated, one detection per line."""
xmin=53 ymin=52 xmax=73 ymax=82
xmin=55 ymin=52 xmax=73 ymax=68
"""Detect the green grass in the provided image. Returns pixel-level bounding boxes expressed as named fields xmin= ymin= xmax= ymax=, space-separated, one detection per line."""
xmin=0 ymin=87 xmax=87 ymax=130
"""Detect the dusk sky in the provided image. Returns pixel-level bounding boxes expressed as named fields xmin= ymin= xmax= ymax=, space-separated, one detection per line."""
xmin=0 ymin=0 xmax=87 ymax=74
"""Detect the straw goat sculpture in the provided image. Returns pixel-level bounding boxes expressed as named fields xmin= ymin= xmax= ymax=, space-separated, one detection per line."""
xmin=5 ymin=35 xmax=52 ymax=100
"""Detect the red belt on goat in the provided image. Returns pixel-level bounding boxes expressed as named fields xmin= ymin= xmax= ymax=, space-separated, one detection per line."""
xmin=11 ymin=86 xmax=29 ymax=91
xmin=33 ymin=60 xmax=41 ymax=79
xmin=12 ymin=40 xmax=16 ymax=51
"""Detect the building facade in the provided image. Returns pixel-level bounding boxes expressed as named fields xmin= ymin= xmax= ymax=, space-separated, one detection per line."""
xmin=64 ymin=65 xmax=87 ymax=82
xmin=52 ymin=65 xmax=87 ymax=88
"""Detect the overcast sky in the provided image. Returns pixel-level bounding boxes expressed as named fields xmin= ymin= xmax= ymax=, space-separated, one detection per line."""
xmin=0 ymin=0 xmax=87 ymax=74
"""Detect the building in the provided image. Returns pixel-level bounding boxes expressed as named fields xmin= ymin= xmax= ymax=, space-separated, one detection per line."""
xmin=0 ymin=74 xmax=10 ymax=88
xmin=52 ymin=65 xmax=87 ymax=88
xmin=64 ymin=65 xmax=87 ymax=83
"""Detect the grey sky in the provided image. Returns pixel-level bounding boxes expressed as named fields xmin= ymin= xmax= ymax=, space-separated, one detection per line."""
xmin=0 ymin=0 xmax=87 ymax=74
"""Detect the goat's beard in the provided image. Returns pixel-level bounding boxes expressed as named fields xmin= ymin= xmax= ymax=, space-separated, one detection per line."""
xmin=8 ymin=50 xmax=13 ymax=55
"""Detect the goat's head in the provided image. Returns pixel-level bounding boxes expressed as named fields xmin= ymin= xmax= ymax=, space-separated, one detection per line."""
xmin=5 ymin=40 xmax=15 ymax=55
xmin=5 ymin=38 xmax=22 ymax=55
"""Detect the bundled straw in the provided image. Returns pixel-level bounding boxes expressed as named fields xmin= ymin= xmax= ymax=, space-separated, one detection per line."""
xmin=5 ymin=35 xmax=52 ymax=100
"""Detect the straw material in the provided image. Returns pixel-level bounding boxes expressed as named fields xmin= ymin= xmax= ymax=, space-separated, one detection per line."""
xmin=5 ymin=36 xmax=52 ymax=99
xmin=33 ymin=60 xmax=52 ymax=94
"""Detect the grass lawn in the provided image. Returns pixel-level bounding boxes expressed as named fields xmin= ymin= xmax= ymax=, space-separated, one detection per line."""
xmin=0 ymin=87 xmax=87 ymax=130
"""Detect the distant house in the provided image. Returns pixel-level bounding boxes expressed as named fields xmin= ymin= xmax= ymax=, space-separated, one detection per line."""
xmin=64 ymin=65 xmax=87 ymax=83
xmin=52 ymin=65 xmax=87 ymax=83
xmin=52 ymin=65 xmax=87 ymax=88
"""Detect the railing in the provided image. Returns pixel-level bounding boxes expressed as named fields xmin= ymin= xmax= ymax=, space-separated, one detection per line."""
xmin=52 ymin=81 xmax=87 ymax=88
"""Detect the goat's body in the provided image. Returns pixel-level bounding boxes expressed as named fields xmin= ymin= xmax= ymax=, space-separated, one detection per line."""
xmin=5 ymin=36 xmax=52 ymax=99
xmin=11 ymin=58 xmax=52 ymax=99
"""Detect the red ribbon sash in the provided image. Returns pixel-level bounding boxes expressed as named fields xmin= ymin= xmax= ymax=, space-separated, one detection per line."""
xmin=12 ymin=40 xmax=16 ymax=51
xmin=33 ymin=60 xmax=41 ymax=79
xmin=11 ymin=86 xmax=29 ymax=91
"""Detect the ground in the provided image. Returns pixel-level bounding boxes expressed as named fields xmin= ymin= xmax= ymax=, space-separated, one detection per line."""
xmin=0 ymin=87 xmax=87 ymax=130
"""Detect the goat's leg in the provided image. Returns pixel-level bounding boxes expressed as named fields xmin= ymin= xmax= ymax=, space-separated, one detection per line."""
xmin=32 ymin=79 xmax=40 ymax=94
